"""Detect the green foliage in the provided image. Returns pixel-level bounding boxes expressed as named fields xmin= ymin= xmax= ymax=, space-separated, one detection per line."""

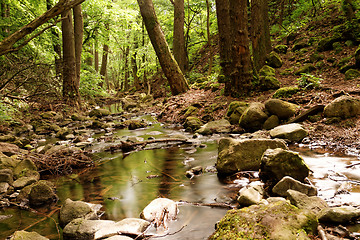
xmin=79 ymin=70 xmax=109 ymax=99
xmin=296 ymin=73 xmax=322 ymax=89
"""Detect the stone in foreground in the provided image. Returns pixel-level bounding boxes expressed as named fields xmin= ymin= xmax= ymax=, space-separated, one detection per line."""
xmin=318 ymin=206 xmax=360 ymax=224
xmin=217 ymin=138 xmax=288 ymax=175
xmin=272 ymin=176 xmax=317 ymax=197
xmin=323 ymin=95 xmax=360 ymax=119
xmin=10 ymin=230 xmax=48 ymax=240
xmin=140 ymin=198 xmax=178 ymax=228
xmin=270 ymin=123 xmax=307 ymax=142
xmin=286 ymin=190 xmax=328 ymax=215
xmin=209 ymin=201 xmax=317 ymax=240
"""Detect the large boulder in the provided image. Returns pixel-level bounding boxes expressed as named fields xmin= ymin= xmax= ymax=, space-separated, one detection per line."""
xmin=217 ymin=138 xmax=288 ymax=175
xmin=266 ymin=51 xmax=283 ymax=68
xmin=265 ymin=99 xmax=299 ymax=120
xmin=59 ymin=198 xmax=102 ymax=228
xmin=183 ymin=117 xmax=203 ymax=131
xmin=9 ymin=230 xmax=49 ymax=240
xmin=318 ymin=206 xmax=360 ymax=224
xmin=196 ymin=119 xmax=232 ymax=135
xmin=13 ymin=159 xmax=37 ymax=178
xmin=272 ymin=176 xmax=317 ymax=197
xmin=270 ymin=123 xmax=308 ymax=142
xmin=140 ymin=198 xmax=178 ymax=228
xmin=239 ymin=103 xmax=268 ymax=131
xmin=324 ymin=95 xmax=360 ymax=119
xmin=286 ymin=190 xmax=328 ymax=215
xmin=28 ymin=181 xmax=58 ymax=207
xmin=210 ymin=201 xmax=317 ymax=240
xmin=260 ymin=148 xmax=310 ymax=186
xmin=259 ymin=76 xmax=281 ymax=90
xmin=226 ymin=101 xmax=249 ymax=125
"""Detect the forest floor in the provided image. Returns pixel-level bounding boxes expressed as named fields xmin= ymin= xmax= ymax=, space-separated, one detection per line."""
xmin=148 ymin=10 xmax=360 ymax=156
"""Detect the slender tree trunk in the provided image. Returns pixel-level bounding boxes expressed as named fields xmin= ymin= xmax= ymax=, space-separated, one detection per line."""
xmin=173 ymin=0 xmax=187 ymax=73
xmin=132 ymin=40 xmax=140 ymax=90
xmin=229 ymin=0 xmax=252 ymax=96
xmin=206 ymin=0 xmax=213 ymax=76
xmin=62 ymin=10 xmax=80 ymax=106
xmin=73 ymin=4 xmax=83 ymax=89
xmin=1 ymin=2 xmax=9 ymax=35
xmin=124 ymin=46 xmax=130 ymax=91
xmin=251 ymin=0 xmax=271 ymax=71
xmin=215 ymin=0 xmax=232 ymax=94
xmin=100 ymin=44 xmax=109 ymax=81
xmin=137 ymin=0 xmax=189 ymax=95
xmin=94 ymin=39 xmax=99 ymax=72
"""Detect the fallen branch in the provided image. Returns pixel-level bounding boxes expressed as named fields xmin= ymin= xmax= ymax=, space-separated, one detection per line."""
xmin=177 ymin=200 xmax=234 ymax=209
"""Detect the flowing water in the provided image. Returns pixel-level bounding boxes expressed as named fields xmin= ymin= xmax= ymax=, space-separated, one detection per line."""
xmin=0 ymin=115 xmax=359 ymax=239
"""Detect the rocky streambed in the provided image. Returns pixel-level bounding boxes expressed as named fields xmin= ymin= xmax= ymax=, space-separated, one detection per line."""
xmin=0 ymin=93 xmax=359 ymax=239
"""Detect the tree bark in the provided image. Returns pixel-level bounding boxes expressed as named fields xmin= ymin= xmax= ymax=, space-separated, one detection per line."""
xmin=0 ymin=0 xmax=85 ymax=56
xmin=206 ymin=0 xmax=213 ymax=76
xmin=251 ymin=0 xmax=271 ymax=71
xmin=73 ymin=4 xmax=83 ymax=89
xmin=132 ymin=39 xmax=140 ymax=90
xmin=215 ymin=0 xmax=232 ymax=95
xmin=228 ymin=0 xmax=252 ymax=96
xmin=94 ymin=40 xmax=99 ymax=72
xmin=62 ymin=10 xmax=80 ymax=106
xmin=173 ymin=0 xmax=187 ymax=73
xmin=137 ymin=0 xmax=189 ymax=95
xmin=124 ymin=46 xmax=130 ymax=91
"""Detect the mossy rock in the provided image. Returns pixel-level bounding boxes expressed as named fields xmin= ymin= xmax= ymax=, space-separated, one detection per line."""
xmin=40 ymin=111 xmax=56 ymax=119
xmin=265 ymin=99 xmax=299 ymax=120
xmin=259 ymin=76 xmax=281 ymax=90
xmin=324 ymin=95 xmax=360 ymax=119
xmin=345 ymin=69 xmax=360 ymax=80
xmin=259 ymin=65 xmax=276 ymax=76
xmin=55 ymin=127 xmax=72 ymax=140
xmin=263 ymin=115 xmax=279 ymax=130
xmin=182 ymin=106 xmax=199 ymax=119
xmin=239 ymin=103 xmax=268 ymax=132
xmin=71 ymin=113 xmax=87 ymax=121
xmin=10 ymin=230 xmax=49 ymax=240
xmin=210 ymin=201 xmax=317 ymax=240
xmin=266 ymin=51 xmax=283 ymax=68
xmin=332 ymin=42 xmax=342 ymax=53
xmin=338 ymin=56 xmax=352 ymax=68
xmin=295 ymin=64 xmax=316 ymax=75
xmin=292 ymin=41 xmax=310 ymax=51
xmin=309 ymin=53 xmax=324 ymax=63
xmin=274 ymin=45 xmax=288 ymax=54
xmin=124 ymin=120 xmax=147 ymax=130
xmin=273 ymin=86 xmax=300 ymax=98
xmin=183 ymin=117 xmax=203 ymax=132
xmin=89 ymin=108 xmax=111 ymax=118
xmin=28 ymin=180 xmax=58 ymax=207
xmin=13 ymin=159 xmax=37 ymax=178
xmin=317 ymin=36 xmax=338 ymax=52
xmin=226 ymin=101 xmax=249 ymax=117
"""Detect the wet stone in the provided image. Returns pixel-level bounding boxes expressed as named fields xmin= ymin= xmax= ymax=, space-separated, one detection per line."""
xmin=9 ymin=230 xmax=49 ymax=240
xmin=318 ymin=206 xmax=360 ymax=224
xmin=272 ymin=176 xmax=317 ymax=197
xmin=13 ymin=176 xmax=38 ymax=189
xmin=286 ymin=190 xmax=328 ymax=215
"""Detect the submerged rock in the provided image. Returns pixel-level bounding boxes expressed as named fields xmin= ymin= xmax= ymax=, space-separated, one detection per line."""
xmin=269 ymin=123 xmax=308 ymax=142
xmin=10 ymin=230 xmax=49 ymax=240
xmin=59 ymin=198 xmax=102 ymax=228
xmin=210 ymin=201 xmax=317 ymax=240
xmin=272 ymin=176 xmax=317 ymax=197
xmin=217 ymin=138 xmax=288 ymax=175
xmin=318 ymin=206 xmax=360 ymax=224
xmin=260 ymin=148 xmax=310 ymax=186
xmin=140 ymin=198 xmax=178 ymax=228
xmin=323 ymin=95 xmax=360 ymax=119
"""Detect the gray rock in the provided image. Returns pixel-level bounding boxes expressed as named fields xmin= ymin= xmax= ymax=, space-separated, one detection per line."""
xmin=210 ymin=201 xmax=317 ymax=240
xmin=95 ymin=218 xmax=150 ymax=239
xmin=140 ymin=198 xmax=178 ymax=227
xmin=286 ymin=190 xmax=328 ymax=215
xmin=105 ymin=236 xmax=134 ymax=240
xmin=0 ymin=182 xmax=9 ymax=194
xmin=318 ymin=206 xmax=360 ymax=224
xmin=217 ymin=138 xmax=288 ymax=175
xmin=239 ymin=102 xmax=268 ymax=131
xmin=60 ymin=198 xmax=102 ymax=228
xmin=196 ymin=119 xmax=232 ymax=135
xmin=324 ymin=95 xmax=360 ymax=119
xmin=238 ymin=183 xmax=265 ymax=207
xmin=265 ymin=99 xmax=299 ymax=120
xmin=263 ymin=115 xmax=279 ymax=130
xmin=272 ymin=176 xmax=317 ymax=197
xmin=0 ymin=169 xmax=13 ymax=184
xmin=0 ymin=142 xmax=20 ymax=156
xmin=260 ymin=148 xmax=310 ymax=185
xmin=13 ymin=176 xmax=38 ymax=189
xmin=270 ymin=123 xmax=308 ymax=142
xmin=63 ymin=219 xmax=115 ymax=240
xmin=9 ymin=230 xmax=49 ymax=240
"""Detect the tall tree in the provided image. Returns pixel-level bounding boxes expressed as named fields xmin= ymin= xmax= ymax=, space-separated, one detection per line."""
xmin=73 ymin=4 xmax=83 ymax=89
xmin=137 ymin=0 xmax=189 ymax=95
xmin=173 ymin=0 xmax=187 ymax=73
xmin=62 ymin=9 xmax=80 ymax=106
xmin=251 ymin=0 xmax=271 ymax=71
xmin=205 ymin=0 xmax=213 ymax=76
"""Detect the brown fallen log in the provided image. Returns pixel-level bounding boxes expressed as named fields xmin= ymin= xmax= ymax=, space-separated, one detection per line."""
xmin=288 ymin=104 xmax=325 ymax=123
xmin=107 ymin=138 xmax=191 ymax=153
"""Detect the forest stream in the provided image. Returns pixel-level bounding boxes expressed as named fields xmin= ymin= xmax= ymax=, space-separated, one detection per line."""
xmin=0 ymin=113 xmax=360 ymax=239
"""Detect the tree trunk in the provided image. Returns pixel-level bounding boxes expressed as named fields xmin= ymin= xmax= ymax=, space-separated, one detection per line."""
xmin=94 ymin=40 xmax=99 ymax=72
xmin=124 ymin=46 xmax=130 ymax=91
xmin=206 ymin=0 xmax=213 ymax=76
xmin=132 ymin=40 xmax=140 ymax=90
xmin=62 ymin=10 xmax=80 ymax=106
xmin=100 ymin=44 xmax=109 ymax=81
xmin=173 ymin=0 xmax=187 ymax=73
xmin=251 ymin=0 xmax=271 ymax=71
xmin=0 ymin=0 xmax=85 ymax=56
xmin=137 ymin=0 xmax=189 ymax=95
xmin=73 ymin=4 xmax=83 ymax=89
xmin=215 ymin=0 xmax=232 ymax=95
xmin=228 ymin=0 xmax=252 ymax=96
